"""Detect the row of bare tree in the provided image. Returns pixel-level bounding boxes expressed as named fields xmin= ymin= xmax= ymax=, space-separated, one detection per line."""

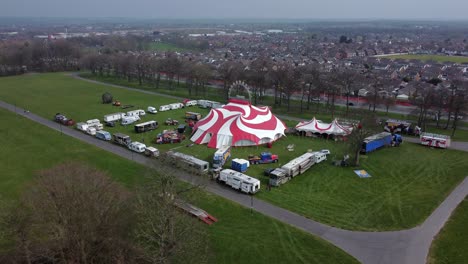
xmin=0 ymin=160 xmax=210 ymax=264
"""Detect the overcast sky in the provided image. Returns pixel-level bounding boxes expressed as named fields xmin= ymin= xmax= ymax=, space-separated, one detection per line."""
xmin=1 ymin=0 xmax=467 ymax=20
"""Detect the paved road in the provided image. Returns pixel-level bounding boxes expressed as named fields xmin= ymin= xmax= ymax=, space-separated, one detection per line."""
xmin=2 ymin=100 xmax=468 ymax=264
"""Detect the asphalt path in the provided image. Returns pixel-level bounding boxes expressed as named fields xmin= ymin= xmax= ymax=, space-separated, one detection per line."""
xmin=2 ymin=75 xmax=468 ymax=264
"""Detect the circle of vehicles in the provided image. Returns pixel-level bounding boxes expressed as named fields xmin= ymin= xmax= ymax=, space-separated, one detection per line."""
xmin=54 ymin=100 xmax=452 ymax=196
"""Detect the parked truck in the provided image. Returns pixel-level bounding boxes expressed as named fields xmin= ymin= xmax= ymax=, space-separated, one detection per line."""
xmin=113 ymin=133 xmax=131 ymax=146
xmin=248 ymin=152 xmax=279 ymax=165
xmin=212 ymin=146 xmax=231 ymax=169
xmin=281 ymin=152 xmax=316 ymax=177
xmin=361 ymin=132 xmax=392 ymax=154
xmin=218 ymin=169 xmax=260 ymax=194
xmin=134 ymin=120 xmax=158 ymax=133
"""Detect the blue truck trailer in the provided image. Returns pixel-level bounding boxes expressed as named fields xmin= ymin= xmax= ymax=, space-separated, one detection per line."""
xmin=361 ymin=132 xmax=392 ymax=153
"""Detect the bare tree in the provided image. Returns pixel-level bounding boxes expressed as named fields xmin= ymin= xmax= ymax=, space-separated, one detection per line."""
xmin=134 ymin=155 xmax=210 ymax=264
xmin=0 ymin=162 xmax=136 ymax=264
xmin=346 ymin=112 xmax=381 ymax=166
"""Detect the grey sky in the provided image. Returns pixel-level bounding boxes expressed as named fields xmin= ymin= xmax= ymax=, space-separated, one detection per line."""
xmin=1 ymin=0 xmax=467 ymax=20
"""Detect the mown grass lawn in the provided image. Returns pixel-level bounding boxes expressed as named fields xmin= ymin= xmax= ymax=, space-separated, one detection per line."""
xmin=1 ymin=73 xmax=468 ymax=231
xmin=382 ymin=54 xmax=468 ymax=64
xmin=0 ymin=108 xmax=358 ymax=264
xmin=427 ymin=196 xmax=468 ymax=264
xmin=146 ymin=42 xmax=189 ymax=52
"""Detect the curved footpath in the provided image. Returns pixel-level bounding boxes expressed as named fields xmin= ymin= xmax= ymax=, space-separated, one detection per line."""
xmin=2 ymin=77 xmax=468 ymax=264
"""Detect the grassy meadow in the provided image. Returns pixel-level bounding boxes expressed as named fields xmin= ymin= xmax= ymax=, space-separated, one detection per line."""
xmin=0 ymin=107 xmax=358 ymax=264
xmin=1 ymin=73 xmax=468 ymax=231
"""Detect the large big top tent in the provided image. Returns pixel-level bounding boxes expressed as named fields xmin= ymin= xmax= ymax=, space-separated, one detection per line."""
xmin=191 ymin=99 xmax=286 ymax=149
xmin=295 ymin=117 xmax=353 ymax=136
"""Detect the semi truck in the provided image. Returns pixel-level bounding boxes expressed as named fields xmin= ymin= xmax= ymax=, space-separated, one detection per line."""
xmin=218 ymin=169 xmax=260 ymax=194
xmin=361 ymin=132 xmax=392 ymax=154
xmin=212 ymin=146 xmax=231 ymax=168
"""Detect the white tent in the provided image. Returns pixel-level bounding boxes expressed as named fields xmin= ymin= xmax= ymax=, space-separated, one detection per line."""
xmin=295 ymin=117 xmax=353 ymax=136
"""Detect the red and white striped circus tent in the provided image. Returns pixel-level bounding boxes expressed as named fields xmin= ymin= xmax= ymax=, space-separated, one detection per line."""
xmin=190 ymin=99 xmax=287 ymax=149
xmin=295 ymin=117 xmax=353 ymax=136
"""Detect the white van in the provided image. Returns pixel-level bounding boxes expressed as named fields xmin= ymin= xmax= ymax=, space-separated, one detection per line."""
xmin=159 ymin=105 xmax=171 ymax=112
xmin=170 ymin=103 xmax=184 ymax=110
xmin=121 ymin=116 xmax=140 ymax=126
xmin=147 ymin=106 xmax=158 ymax=114
xmin=128 ymin=142 xmax=146 ymax=153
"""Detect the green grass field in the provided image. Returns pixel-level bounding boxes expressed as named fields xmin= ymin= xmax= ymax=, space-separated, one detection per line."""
xmin=146 ymin=42 xmax=189 ymax=52
xmin=382 ymin=54 xmax=468 ymax=64
xmin=427 ymin=196 xmax=468 ymax=264
xmin=1 ymin=73 xmax=468 ymax=231
xmin=0 ymin=108 xmax=358 ymax=264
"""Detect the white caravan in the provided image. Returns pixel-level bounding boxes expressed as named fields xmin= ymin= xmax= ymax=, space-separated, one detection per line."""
xmin=126 ymin=109 xmax=145 ymax=117
xmin=104 ymin=112 xmax=125 ymax=122
xmin=219 ymin=169 xmax=260 ymax=194
xmin=76 ymin=122 xmax=89 ymax=132
xmin=169 ymin=102 xmax=184 ymax=110
xmin=159 ymin=105 xmax=171 ymax=112
xmin=184 ymin=100 xmax=198 ymax=107
xmin=86 ymin=127 xmax=97 ymax=136
xmin=128 ymin=142 xmax=146 ymax=153
xmin=121 ymin=115 xmax=140 ymax=126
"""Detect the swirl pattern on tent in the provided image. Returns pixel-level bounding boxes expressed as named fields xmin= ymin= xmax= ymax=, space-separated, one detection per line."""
xmin=191 ymin=99 xmax=286 ymax=149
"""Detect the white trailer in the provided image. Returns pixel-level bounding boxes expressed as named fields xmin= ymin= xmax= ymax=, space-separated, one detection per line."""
xmin=169 ymin=102 xmax=184 ymax=110
xmin=184 ymin=100 xmax=198 ymax=107
xmin=126 ymin=109 xmax=145 ymax=117
xmin=128 ymin=142 xmax=146 ymax=153
xmin=281 ymin=152 xmax=316 ymax=177
xmin=420 ymin=133 xmax=451 ymax=149
xmin=121 ymin=115 xmax=140 ymax=125
xmin=159 ymin=105 xmax=171 ymax=112
xmin=76 ymin=122 xmax=89 ymax=132
xmin=197 ymin=100 xmax=211 ymax=108
xmin=219 ymin=169 xmax=260 ymax=194
xmin=86 ymin=127 xmax=97 ymax=136
xmin=103 ymin=112 xmax=125 ymax=123
xmin=313 ymin=152 xmax=327 ymax=163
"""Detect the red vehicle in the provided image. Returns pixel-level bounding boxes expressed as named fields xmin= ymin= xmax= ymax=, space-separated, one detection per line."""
xmin=248 ymin=152 xmax=279 ymax=165
xmin=155 ymin=130 xmax=185 ymax=144
xmin=54 ymin=113 xmax=75 ymax=126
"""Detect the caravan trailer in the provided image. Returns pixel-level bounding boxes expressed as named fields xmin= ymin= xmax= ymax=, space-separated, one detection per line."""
xmin=281 ymin=152 xmax=316 ymax=177
xmin=103 ymin=113 xmax=125 ymax=123
xmin=420 ymin=133 xmax=451 ymax=149
xmin=169 ymin=103 xmax=184 ymax=110
xmin=166 ymin=151 xmax=209 ymax=174
xmin=218 ymin=169 xmax=260 ymax=194
xmin=128 ymin=142 xmax=146 ymax=153
xmin=121 ymin=116 xmax=140 ymax=125
xmin=126 ymin=109 xmax=145 ymax=117
xmin=134 ymin=121 xmax=158 ymax=133
xmin=159 ymin=105 xmax=171 ymax=112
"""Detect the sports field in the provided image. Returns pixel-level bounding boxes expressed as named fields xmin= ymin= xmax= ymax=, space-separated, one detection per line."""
xmin=382 ymin=54 xmax=468 ymax=64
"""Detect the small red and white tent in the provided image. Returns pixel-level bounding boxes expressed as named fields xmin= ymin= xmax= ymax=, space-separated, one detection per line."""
xmin=295 ymin=117 xmax=353 ymax=136
xmin=191 ymin=99 xmax=286 ymax=149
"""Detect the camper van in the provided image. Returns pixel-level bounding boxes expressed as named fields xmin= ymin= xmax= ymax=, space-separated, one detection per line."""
xmin=159 ymin=105 xmax=171 ymax=112
xmin=95 ymin=130 xmax=111 ymax=141
xmin=144 ymin=147 xmax=160 ymax=157
xmin=128 ymin=142 xmax=146 ymax=153
xmin=86 ymin=127 xmax=97 ymax=136
xmin=76 ymin=122 xmax=89 ymax=132
xmin=134 ymin=121 xmax=158 ymax=133
xmin=121 ymin=115 xmax=140 ymax=126
xmin=169 ymin=103 xmax=184 ymax=110
xmin=113 ymin=133 xmax=131 ymax=146
xmin=218 ymin=169 xmax=260 ymax=194
xmin=147 ymin=106 xmax=158 ymax=114
xmin=103 ymin=112 xmax=125 ymax=123
xmin=126 ymin=109 xmax=145 ymax=117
